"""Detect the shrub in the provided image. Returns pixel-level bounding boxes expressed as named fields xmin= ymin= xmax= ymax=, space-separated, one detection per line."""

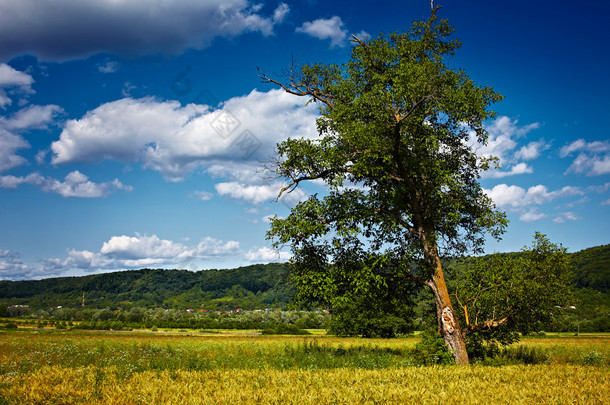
xmin=412 ymin=330 xmax=454 ymax=365
xmin=581 ymin=350 xmax=605 ymax=366
xmin=261 ymin=323 xmax=311 ymax=335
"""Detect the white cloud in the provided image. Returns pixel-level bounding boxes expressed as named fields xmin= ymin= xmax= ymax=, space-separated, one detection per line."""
xmin=101 ymin=234 xmax=185 ymax=260
xmin=191 ymin=190 xmax=213 ymax=201
xmin=587 ymin=182 xmax=610 ymax=193
xmin=483 ymin=162 xmax=532 ymax=179
xmin=192 ymin=237 xmax=241 ymax=257
xmin=484 ymin=183 xmax=583 ymax=222
xmin=485 ymin=184 xmax=582 ymax=209
xmin=0 ymin=249 xmax=36 ymax=280
xmin=297 ymin=16 xmax=348 ymax=48
xmin=473 ymin=116 xmax=542 ymax=178
xmin=515 ymin=140 xmax=547 ymax=160
xmin=0 ymin=170 xmax=132 ymax=198
xmin=353 ymin=30 xmax=371 ymax=41
xmin=50 ymin=89 xmax=318 ymax=182
xmin=477 ymin=116 xmax=540 ymax=160
xmin=37 ymin=171 xmax=133 ymax=198
xmin=245 ymin=247 xmax=291 ymax=262
xmin=566 ymin=197 xmax=588 ymax=208
xmin=0 ymin=128 xmax=29 ymax=172
xmin=0 ymin=174 xmax=24 ymax=189
xmin=97 ymin=60 xmax=120 ymax=74
xmin=602 ymin=199 xmax=610 ymax=206
xmin=560 ymin=139 xmax=610 ymax=157
xmin=35 ymin=150 xmax=47 ymax=165
xmin=0 ymin=63 xmax=34 ymax=108
xmin=262 ymin=214 xmax=279 ymax=223
xmin=519 ymin=208 xmax=547 ymax=222
xmin=0 ymin=0 xmax=289 ymax=61
xmin=215 ymin=182 xmax=279 ymax=204
xmin=0 ymin=104 xmax=63 ymax=130
xmin=0 ymin=64 xmax=63 ymax=173
xmin=561 ymin=139 xmax=610 ymax=176
xmin=45 ymin=234 xmax=241 ymax=273
xmin=272 ymin=3 xmax=290 ymax=24
xmin=553 ymin=211 xmax=581 ymax=224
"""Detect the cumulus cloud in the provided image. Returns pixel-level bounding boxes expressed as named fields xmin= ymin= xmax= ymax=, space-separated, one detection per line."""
xmin=473 ymin=116 xmax=543 ymax=179
xmin=483 ymin=162 xmax=533 ymax=179
xmin=0 ymin=128 xmax=29 ymax=172
xmin=215 ymin=182 xmax=279 ymax=204
xmin=0 ymin=170 xmax=132 ymax=198
xmin=514 ymin=140 xmax=548 ymax=161
xmin=101 ymin=234 xmax=187 ymax=260
xmin=297 ymin=16 xmax=348 ymax=47
xmin=50 ymin=89 xmax=318 ymax=183
xmin=519 ymin=208 xmax=547 ymax=223
xmin=191 ymin=190 xmax=214 ymax=201
xmin=553 ymin=211 xmax=581 ymax=224
xmin=0 ymin=104 xmax=63 ymax=130
xmin=0 ymin=249 xmax=33 ymax=280
xmin=41 ymin=234 xmax=241 ymax=274
xmin=0 ymin=64 xmax=63 ymax=173
xmin=560 ymin=139 xmax=610 ymax=176
xmin=245 ymin=246 xmax=291 ymax=262
xmin=0 ymin=103 xmax=63 ymax=172
xmin=0 ymin=0 xmax=290 ymax=61
xmin=272 ymin=3 xmax=290 ymax=24
xmin=485 ymin=184 xmax=582 ymax=209
xmin=0 ymin=63 xmax=34 ymax=108
xmin=484 ymin=183 xmax=583 ymax=222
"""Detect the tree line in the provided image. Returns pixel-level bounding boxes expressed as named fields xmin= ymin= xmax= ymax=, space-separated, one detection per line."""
xmin=1 ymin=245 xmax=608 ymax=335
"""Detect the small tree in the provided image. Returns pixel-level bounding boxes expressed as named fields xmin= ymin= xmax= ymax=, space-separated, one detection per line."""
xmin=261 ymin=5 xmax=506 ymax=365
xmin=452 ymin=232 xmax=572 ymax=356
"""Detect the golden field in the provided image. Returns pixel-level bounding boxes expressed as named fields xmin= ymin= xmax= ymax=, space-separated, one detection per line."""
xmin=0 ymin=330 xmax=607 ymax=404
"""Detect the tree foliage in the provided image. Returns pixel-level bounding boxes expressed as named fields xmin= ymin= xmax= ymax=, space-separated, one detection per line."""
xmin=263 ymin=6 xmax=506 ymax=364
xmin=451 ymin=233 xmax=573 ymax=354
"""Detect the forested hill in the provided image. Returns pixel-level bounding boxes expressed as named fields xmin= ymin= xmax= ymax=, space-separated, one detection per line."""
xmin=570 ymin=244 xmax=610 ymax=293
xmin=0 ymin=263 xmax=293 ymax=310
xmin=445 ymin=244 xmax=609 ymax=294
xmin=0 ymin=244 xmax=608 ymax=311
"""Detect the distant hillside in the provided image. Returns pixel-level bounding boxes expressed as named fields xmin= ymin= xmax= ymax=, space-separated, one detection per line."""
xmin=0 ymin=245 xmax=608 ymax=312
xmin=0 ymin=263 xmax=292 ymax=310
xmin=569 ymin=244 xmax=610 ymax=293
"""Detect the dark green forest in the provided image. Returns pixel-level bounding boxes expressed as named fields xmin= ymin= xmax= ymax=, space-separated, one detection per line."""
xmin=0 ymin=263 xmax=293 ymax=311
xmin=1 ymin=245 xmax=608 ymax=332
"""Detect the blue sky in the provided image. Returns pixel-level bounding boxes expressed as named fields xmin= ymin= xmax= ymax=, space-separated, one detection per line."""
xmin=0 ymin=0 xmax=608 ymax=280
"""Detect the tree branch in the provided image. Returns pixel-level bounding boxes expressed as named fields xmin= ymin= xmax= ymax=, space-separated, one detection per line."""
xmin=463 ymin=316 xmax=511 ymax=336
xmin=275 ymin=170 xmax=332 ymax=200
xmin=258 ymin=67 xmax=335 ymax=109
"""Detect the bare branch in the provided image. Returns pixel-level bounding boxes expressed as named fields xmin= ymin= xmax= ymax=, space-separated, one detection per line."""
xmin=463 ymin=316 xmax=511 ymax=336
xmin=257 ymin=67 xmax=336 ymax=109
xmin=275 ymin=170 xmax=331 ymax=201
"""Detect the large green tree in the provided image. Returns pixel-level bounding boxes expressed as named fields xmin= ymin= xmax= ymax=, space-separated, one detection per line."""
xmin=261 ymin=6 xmax=507 ymax=365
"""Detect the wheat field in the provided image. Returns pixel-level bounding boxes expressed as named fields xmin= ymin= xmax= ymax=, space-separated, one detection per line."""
xmin=0 ymin=330 xmax=607 ymax=404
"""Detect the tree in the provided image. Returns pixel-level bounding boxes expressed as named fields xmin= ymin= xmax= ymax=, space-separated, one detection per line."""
xmin=450 ymin=233 xmax=572 ymax=357
xmin=261 ymin=5 xmax=507 ymax=365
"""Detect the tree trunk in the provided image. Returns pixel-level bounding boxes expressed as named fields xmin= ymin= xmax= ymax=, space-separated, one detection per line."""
xmin=424 ymin=243 xmax=469 ymax=365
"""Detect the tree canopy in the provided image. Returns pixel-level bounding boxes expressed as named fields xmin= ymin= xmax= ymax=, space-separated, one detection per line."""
xmin=262 ymin=6 xmax=507 ymax=364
